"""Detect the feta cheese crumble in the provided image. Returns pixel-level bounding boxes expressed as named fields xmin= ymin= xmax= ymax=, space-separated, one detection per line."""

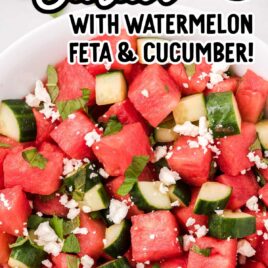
xmin=59 ymin=194 xmax=81 ymax=220
xmin=84 ymin=130 xmax=101 ymax=147
xmin=141 ymin=89 xmax=149 ymax=98
xmin=72 ymin=227 xmax=88 ymax=235
xmin=186 ymin=217 xmax=196 ymax=227
xmin=153 ymin=146 xmax=167 ymax=163
xmin=159 ymin=167 xmax=181 ymax=186
xmin=107 ymin=199 xmax=129 ymax=224
xmin=99 ymin=168 xmax=109 ymax=178
xmin=173 ymin=121 xmax=199 ymax=137
xmin=42 ymin=260 xmax=53 ymax=268
xmin=81 ymin=255 xmax=94 ymax=268
xmin=62 ymin=158 xmax=83 ymax=176
xmin=246 ymin=196 xmax=259 ymax=212
xmin=0 ymin=193 xmax=11 ymax=210
xmin=237 ymin=239 xmax=256 ymax=257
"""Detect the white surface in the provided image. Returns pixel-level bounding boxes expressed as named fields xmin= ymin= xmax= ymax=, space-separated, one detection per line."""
xmin=0 ymin=0 xmax=268 ymax=53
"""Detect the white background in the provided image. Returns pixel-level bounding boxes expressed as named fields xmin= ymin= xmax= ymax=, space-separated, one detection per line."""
xmin=0 ymin=0 xmax=267 ymax=53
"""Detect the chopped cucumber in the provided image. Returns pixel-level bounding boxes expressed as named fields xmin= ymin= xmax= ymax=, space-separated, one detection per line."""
xmin=104 ymin=220 xmax=130 ymax=258
xmin=0 ymin=100 xmax=37 ymax=142
xmin=96 ymin=71 xmax=127 ymax=105
xmin=256 ymin=120 xmax=268 ymax=149
xmin=194 ymin=182 xmax=232 ymax=215
xmin=155 ymin=116 xmax=178 ymax=143
xmin=168 ymin=181 xmax=191 ymax=207
xmin=131 ymin=181 xmax=171 ymax=212
xmin=206 ymin=92 xmax=241 ymax=138
xmin=173 ymin=93 xmax=207 ymax=124
xmin=97 ymin=258 xmax=130 ymax=268
xmin=79 ymin=183 xmax=110 ymax=212
xmin=209 ymin=210 xmax=256 ymax=239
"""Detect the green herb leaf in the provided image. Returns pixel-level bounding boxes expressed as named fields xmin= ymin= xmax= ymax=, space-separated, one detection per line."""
xmin=184 ymin=63 xmax=196 ymax=78
xmin=22 ymin=148 xmax=48 ymax=170
xmin=152 ymin=264 xmax=160 ymax=268
xmin=67 ymin=255 xmax=80 ymax=268
xmin=27 ymin=215 xmax=48 ymax=229
xmin=63 ymin=217 xmax=80 ymax=236
xmin=192 ymin=244 xmax=211 ymax=257
xmin=56 ymin=88 xmax=90 ymax=119
xmin=104 ymin=116 xmax=123 ymax=136
xmin=249 ymin=139 xmax=262 ymax=151
xmin=62 ymin=234 xmax=80 ymax=253
xmin=46 ymin=65 xmax=59 ymax=103
xmin=10 ymin=237 xmax=28 ymax=248
xmin=50 ymin=216 xmax=64 ymax=240
xmin=149 ymin=133 xmax=156 ymax=146
xmin=117 ymin=155 xmax=149 ymax=196
xmin=0 ymin=142 xmax=11 ymax=148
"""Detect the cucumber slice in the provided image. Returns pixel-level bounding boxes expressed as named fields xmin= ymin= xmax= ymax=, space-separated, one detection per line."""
xmin=168 ymin=181 xmax=191 ymax=207
xmin=137 ymin=38 xmax=168 ymax=64
xmin=173 ymin=93 xmax=207 ymax=124
xmin=194 ymin=182 xmax=232 ymax=215
xmin=79 ymin=183 xmax=110 ymax=212
xmin=0 ymin=100 xmax=37 ymax=142
xmin=97 ymin=258 xmax=130 ymax=268
xmin=206 ymin=92 xmax=241 ymax=138
xmin=209 ymin=210 xmax=256 ymax=239
xmin=131 ymin=181 xmax=171 ymax=212
xmin=8 ymin=240 xmax=47 ymax=268
xmin=155 ymin=116 xmax=178 ymax=143
xmin=104 ymin=220 xmax=130 ymax=258
xmin=96 ymin=71 xmax=127 ymax=105
xmin=256 ymin=120 xmax=268 ymax=149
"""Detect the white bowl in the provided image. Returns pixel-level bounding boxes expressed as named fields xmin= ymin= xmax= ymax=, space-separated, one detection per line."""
xmin=1 ymin=4 xmax=268 ymax=99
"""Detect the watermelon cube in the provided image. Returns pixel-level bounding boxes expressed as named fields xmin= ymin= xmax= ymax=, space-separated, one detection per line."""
xmin=216 ymin=172 xmax=259 ymax=210
xmin=0 ymin=232 xmax=15 ymax=264
xmin=240 ymin=260 xmax=266 ymax=268
xmin=236 ymin=70 xmax=268 ymax=123
xmin=128 ymin=64 xmax=180 ymax=127
xmin=160 ymin=256 xmax=188 ymax=268
xmin=92 ymin=123 xmax=152 ymax=176
xmin=259 ymin=183 xmax=268 ymax=207
xmin=52 ymin=253 xmax=79 ymax=268
xmin=256 ymin=239 xmax=268 ymax=266
xmin=205 ymin=77 xmax=238 ymax=95
xmin=77 ymin=213 xmax=106 ymax=260
xmin=167 ymin=136 xmax=212 ymax=186
xmin=125 ymin=62 xmax=145 ymax=84
xmin=50 ymin=111 xmax=98 ymax=159
xmin=131 ymin=211 xmax=182 ymax=262
xmin=56 ymin=59 xmax=95 ymax=105
xmin=0 ymin=186 xmax=31 ymax=236
xmin=4 ymin=143 xmax=63 ymax=195
xmin=187 ymin=237 xmax=237 ymax=268
xmin=217 ymin=122 xmax=257 ymax=176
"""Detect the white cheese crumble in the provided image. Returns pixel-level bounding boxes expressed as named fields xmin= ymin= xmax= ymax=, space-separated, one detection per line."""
xmin=62 ymin=158 xmax=83 ymax=176
xmin=136 ymin=263 xmax=145 ymax=268
xmin=81 ymin=255 xmax=94 ymax=268
xmin=42 ymin=260 xmax=53 ymax=268
xmin=187 ymin=140 xmax=200 ymax=148
xmin=247 ymin=152 xmax=268 ymax=169
xmin=159 ymin=182 xmax=169 ymax=194
xmin=215 ymin=210 xmax=224 ymax=215
xmin=159 ymin=167 xmax=181 ymax=186
xmin=246 ymin=196 xmax=259 ymax=212
xmin=40 ymin=102 xmax=60 ymax=123
xmin=195 ymin=225 xmax=208 ymax=238
xmin=173 ymin=121 xmax=199 ymax=137
xmin=72 ymin=227 xmax=88 ymax=235
xmin=186 ymin=217 xmax=196 ymax=227
xmin=182 ymin=83 xmax=189 ymax=88
xmin=182 ymin=234 xmax=196 ymax=251
xmin=68 ymin=113 xmax=76 ymax=119
xmin=99 ymin=168 xmax=109 ymax=178
xmin=265 ymin=151 xmax=268 ymax=158
xmin=171 ymin=200 xmax=180 ymax=207
xmin=153 ymin=146 xmax=167 ymax=163
xmin=141 ymin=89 xmax=149 ymax=98
xmin=107 ymin=199 xmax=129 ymax=224
xmin=59 ymin=194 xmax=81 ymax=220
xmin=237 ymin=239 xmax=256 ymax=257
xmin=207 ymin=63 xmax=230 ymax=89
xmin=84 ymin=130 xmax=101 ymax=147
xmin=0 ymin=193 xmax=11 ymax=210
xmin=82 ymin=205 xmax=92 ymax=213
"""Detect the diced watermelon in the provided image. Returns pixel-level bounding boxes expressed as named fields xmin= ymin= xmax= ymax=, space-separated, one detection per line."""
xmin=0 ymin=232 xmax=16 ymax=264
xmin=240 ymin=260 xmax=266 ymax=268
xmin=33 ymin=109 xmax=55 ymax=144
xmin=52 ymin=253 xmax=79 ymax=268
xmin=131 ymin=211 xmax=182 ymax=262
xmin=255 ymin=239 xmax=268 ymax=266
xmin=125 ymin=62 xmax=145 ymax=84
xmin=167 ymin=136 xmax=212 ymax=186
xmin=168 ymin=60 xmax=211 ymax=96
xmin=98 ymin=99 xmax=149 ymax=133
xmin=160 ymin=256 xmax=188 ymax=268
xmin=77 ymin=213 xmax=106 ymax=260
xmin=259 ymin=183 xmax=268 ymax=207
xmin=92 ymin=123 xmax=152 ymax=176
xmin=4 ymin=143 xmax=63 ymax=195
xmin=187 ymin=237 xmax=237 ymax=268
xmin=173 ymin=188 xmax=208 ymax=233
xmin=33 ymin=195 xmax=68 ymax=217
xmin=236 ymin=70 xmax=268 ymax=123
xmin=260 ymin=168 xmax=268 ymax=182
xmin=50 ymin=111 xmax=98 ymax=160
xmin=128 ymin=64 xmax=180 ymax=127
xmin=56 ymin=59 xmax=95 ymax=105
xmin=86 ymin=29 xmax=137 ymax=76
xmin=217 ymin=122 xmax=257 ymax=176
xmin=205 ymin=77 xmax=238 ymax=95
xmin=0 ymin=186 xmax=31 ymax=236
xmin=216 ymin=172 xmax=259 ymax=210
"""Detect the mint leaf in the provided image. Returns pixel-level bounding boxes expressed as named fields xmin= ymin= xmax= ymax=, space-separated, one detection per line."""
xmin=104 ymin=116 xmax=123 ymax=136
xmin=22 ymin=148 xmax=48 ymax=170
xmin=0 ymin=142 xmax=11 ymax=148
xmin=249 ymin=139 xmax=262 ymax=151
xmin=10 ymin=237 xmax=28 ymax=248
xmin=117 ymin=155 xmax=149 ymax=196
xmin=50 ymin=216 xmax=64 ymax=240
xmin=27 ymin=215 xmax=48 ymax=229
xmin=192 ymin=244 xmax=211 ymax=257
xmin=56 ymin=88 xmax=90 ymax=120
xmin=63 ymin=217 xmax=80 ymax=236
xmin=67 ymin=255 xmax=80 ymax=268
xmin=184 ymin=63 xmax=196 ymax=78
xmin=46 ymin=65 xmax=59 ymax=103
xmin=62 ymin=234 xmax=80 ymax=253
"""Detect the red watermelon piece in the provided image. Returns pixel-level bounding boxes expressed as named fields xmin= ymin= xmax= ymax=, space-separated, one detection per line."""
xmin=216 ymin=172 xmax=259 ymax=210
xmin=187 ymin=237 xmax=237 ymax=268
xmin=33 ymin=195 xmax=68 ymax=217
xmin=0 ymin=186 xmax=31 ymax=236
xmin=217 ymin=122 xmax=257 ymax=176
xmin=50 ymin=111 xmax=98 ymax=160
xmin=52 ymin=253 xmax=79 ymax=268
xmin=160 ymin=256 xmax=188 ymax=268
xmin=125 ymin=62 xmax=145 ymax=84
xmin=260 ymin=168 xmax=268 ymax=182
xmin=57 ymin=59 xmax=95 ymax=105
xmin=240 ymin=260 xmax=266 ymax=268
xmin=4 ymin=143 xmax=63 ymax=195
xmin=128 ymin=64 xmax=180 ymax=127
xmin=167 ymin=136 xmax=212 ymax=186
xmin=205 ymin=77 xmax=238 ymax=95
xmin=131 ymin=211 xmax=182 ymax=262
xmin=236 ymin=70 xmax=268 ymax=123
xmin=0 ymin=232 xmax=16 ymax=264
xmin=168 ymin=60 xmax=211 ymax=96
xmin=255 ymin=239 xmax=268 ymax=266
xmin=92 ymin=123 xmax=152 ymax=176
xmin=259 ymin=183 xmax=268 ymax=207
xmin=77 ymin=213 xmax=106 ymax=260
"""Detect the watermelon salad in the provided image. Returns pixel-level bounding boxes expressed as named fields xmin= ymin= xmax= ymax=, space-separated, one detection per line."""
xmin=0 ymin=32 xmax=268 ymax=268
